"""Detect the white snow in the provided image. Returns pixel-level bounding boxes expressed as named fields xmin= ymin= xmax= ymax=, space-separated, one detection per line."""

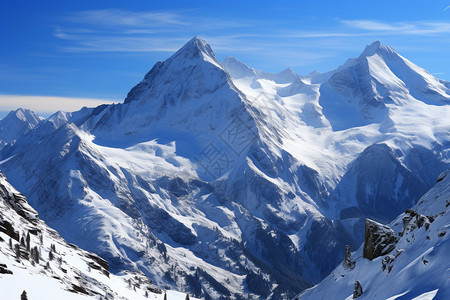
xmin=0 ymin=38 xmax=449 ymax=298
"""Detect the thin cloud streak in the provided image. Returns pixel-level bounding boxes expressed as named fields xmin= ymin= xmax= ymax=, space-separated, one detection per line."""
xmin=50 ymin=9 xmax=450 ymax=76
xmin=55 ymin=9 xmax=450 ymax=55
xmin=0 ymin=95 xmax=117 ymax=114
xmin=342 ymin=20 xmax=450 ymax=35
xmin=65 ymin=9 xmax=187 ymax=27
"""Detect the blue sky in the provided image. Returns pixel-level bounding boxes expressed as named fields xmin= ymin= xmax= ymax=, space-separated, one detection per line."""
xmin=1 ymin=0 xmax=450 ymax=117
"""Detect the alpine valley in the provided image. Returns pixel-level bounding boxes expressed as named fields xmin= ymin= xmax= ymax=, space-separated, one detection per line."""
xmin=0 ymin=37 xmax=449 ymax=299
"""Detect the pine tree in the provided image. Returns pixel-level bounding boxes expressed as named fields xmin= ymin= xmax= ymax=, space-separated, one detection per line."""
xmin=20 ymin=236 xmax=25 ymax=247
xmin=185 ymin=294 xmax=190 ymax=300
xmin=26 ymin=232 xmax=30 ymax=252
xmin=40 ymin=233 xmax=43 ymax=245
xmin=15 ymin=244 xmax=20 ymax=260
xmin=49 ymin=249 xmax=54 ymax=261
xmin=33 ymin=246 xmax=39 ymax=264
xmin=145 ymin=291 xmax=149 ymax=298
xmin=20 ymin=290 xmax=28 ymax=300
xmin=164 ymin=292 xmax=167 ymax=300
xmin=9 ymin=238 xmax=12 ymax=249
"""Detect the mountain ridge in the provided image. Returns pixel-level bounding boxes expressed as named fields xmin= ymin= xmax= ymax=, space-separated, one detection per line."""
xmin=0 ymin=37 xmax=448 ymax=299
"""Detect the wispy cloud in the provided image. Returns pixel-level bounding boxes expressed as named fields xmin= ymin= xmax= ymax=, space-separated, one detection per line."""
xmin=50 ymin=9 xmax=450 ymax=75
xmin=443 ymin=5 xmax=450 ymax=11
xmin=342 ymin=20 xmax=450 ymax=35
xmin=65 ymin=9 xmax=187 ymax=27
xmin=0 ymin=95 xmax=116 ymax=115
xmin=54 ymin=9 xmax=257 ymax=53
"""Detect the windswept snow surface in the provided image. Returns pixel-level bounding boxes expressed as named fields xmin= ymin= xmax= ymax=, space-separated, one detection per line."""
xmin=0 ymin=38 xmax=449 ymax=299
xmin=298 ymin=170 xmax=450 ymax=299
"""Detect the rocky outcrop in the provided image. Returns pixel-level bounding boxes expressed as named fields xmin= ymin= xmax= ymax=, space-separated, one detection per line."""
xmin=399 ymin=209 xmax=432 ymax=236
xmin=363 ymin=219 xmax=396 ymax=260
xmin=342 ymin=245 xmax=356 ymax=270
xmin=0 ymin=173 xmax=38 ymax=222
xmin=353 ymin=281 xmax=363 ymax=298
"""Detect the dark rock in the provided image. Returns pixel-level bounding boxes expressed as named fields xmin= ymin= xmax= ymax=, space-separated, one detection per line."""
xmin=0 ymin=219 xmax=19 ymax=241
xmin=401 ymin=210 xmax=431 ymax=235
xmin=85 ymin=253 xmax=109 ymax=271
xmin=0 ymin=263 xmax=13 ymax=275
xmin=20 ymin=290 xmax=28 ymax=300
xmin=353 ymin=281 xmax=363 ymax=298
xmin=342 ymin=245 xmax=356 ymax=270
xmin=71 ymin=284 xmax=90 ymax=295
xmin=437 ymin=172 xmax=446 ymax=182
xmin=381 ymin=254 xmax=395 ymax=271
xmin=363 ymin=219 xmax=396 ymax=260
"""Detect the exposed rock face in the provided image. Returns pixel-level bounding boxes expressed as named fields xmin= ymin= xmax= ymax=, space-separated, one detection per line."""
xmin=0 ymin=173 xmax=38 ymax=222
xmin=342 ymin=245 xmax=356 ymax=270
xmin=400 ymin=209 xmax=432 ymax=236
xmin=363 ymin=219 xmax=396 ymax=260
xmin=353 ymin=281 xmax=363 ymax=298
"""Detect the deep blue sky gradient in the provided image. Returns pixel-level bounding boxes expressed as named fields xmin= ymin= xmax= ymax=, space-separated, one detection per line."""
xmin=1 ymin=0 xmax=449 ymax=116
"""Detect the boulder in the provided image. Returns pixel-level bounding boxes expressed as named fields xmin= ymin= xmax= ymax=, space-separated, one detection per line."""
xmin=363 ymin=219 xmax=396 ymax=260
xmin=353 ymin=281 xmax=363 ymax=298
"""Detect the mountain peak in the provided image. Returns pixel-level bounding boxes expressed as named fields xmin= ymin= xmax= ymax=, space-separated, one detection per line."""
xmin=221 ymin=56 xmax=257 ymax=78
xmin=360 ymin=40 xmax=395 ymax=57
xmin=175 ymin=36 xmax=216 ymax=61
xmin=0 ymin=108 xmax=43 ymax=144
xmin=8 ymin=108 xmax=41 ymax=123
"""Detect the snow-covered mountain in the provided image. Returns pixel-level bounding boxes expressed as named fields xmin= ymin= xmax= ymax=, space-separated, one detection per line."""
xmin=0 ymin=37 xmax=449 ymax=299
xmin=0 ymin=108 xmax=43 ymax=148
xmin=0 ymin=171 xmax=195 ymax=300
xmin=299 ymin=170 xmax=450 ymax=299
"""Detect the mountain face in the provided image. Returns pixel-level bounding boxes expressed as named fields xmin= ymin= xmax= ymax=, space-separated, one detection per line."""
xmin=0 ymin=108 xmax=43 ymax=148
xmin=0 ymin=38 xmax=449 ymax=299
xmin=0 ymin=171 xmax=195 ymax=300
xmin=319 ymin=41 xmax=449 ymax=131
xmin=299 ymin=170 xmax=450 ymax=299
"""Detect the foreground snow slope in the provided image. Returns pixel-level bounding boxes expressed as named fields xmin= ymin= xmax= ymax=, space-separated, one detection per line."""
xmin=0 ymin=37 xmax=449 ymax=299
xmin=0 ymin=171 xmax=197 ymax=300
xmin=299 ymin=170 xmax=450 ymax=299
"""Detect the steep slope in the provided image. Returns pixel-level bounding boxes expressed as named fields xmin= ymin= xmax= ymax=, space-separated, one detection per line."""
xmin=299 ymin=170 xmax=450 ymax=299
xmin=0 ymin=108 xmax=43 ymax=147
xmin=0 ymin=38 xmax=449 ymax=299
xmin=0 ymin=171 xmax=195 ymax=300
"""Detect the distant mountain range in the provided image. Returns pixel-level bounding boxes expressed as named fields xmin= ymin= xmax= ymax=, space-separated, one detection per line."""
xmin=0 ymin=37 xmax=448 ymax=299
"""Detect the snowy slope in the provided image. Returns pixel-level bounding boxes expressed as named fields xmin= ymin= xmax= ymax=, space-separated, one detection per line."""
xmin=0 ymin=38 xmax=449 ymax=299
xmin=0 ymin=171 xmax=196 ymax=300
xmin=298 ymin=170 xmax=450 ymax=299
